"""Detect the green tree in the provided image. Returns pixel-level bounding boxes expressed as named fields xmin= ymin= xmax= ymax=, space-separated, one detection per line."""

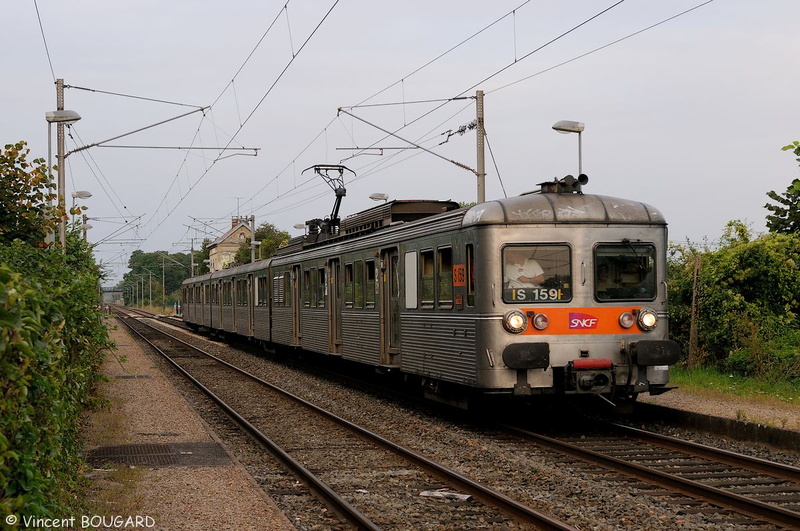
xmin=119 ymin=250 xmax=192 ymax=306
xmin=668 ymin=221 xmax=800 ymax=380
xmin=765 ymin=141 xmax=800 ymax=234
xmin=196 ymin=238 xmax=211 ymax=274
xmin=0 ymin=141 xmax=60 ymax=245
xmin=234 ymin=222 xmax=290 ymax=264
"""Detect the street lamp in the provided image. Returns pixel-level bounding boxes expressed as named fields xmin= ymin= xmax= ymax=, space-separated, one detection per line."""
xmin=369 ymin=193 xmax=389 ymax=203
xmin=71 ymin=190 xmax=92 ymax=222
xmin=46 ymin=109 xmax=82 ymax=252
xmin=552 ymin=120 xmax=585 ymax=176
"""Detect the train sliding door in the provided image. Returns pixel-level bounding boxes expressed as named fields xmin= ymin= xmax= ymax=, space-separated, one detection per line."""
xmin=248 ymin=273 xmax=254 ymax=336
xmin=327 ymin=258 xmax=342 ymax=354
xmin=380 ymin=248 xmax=401 ymax=367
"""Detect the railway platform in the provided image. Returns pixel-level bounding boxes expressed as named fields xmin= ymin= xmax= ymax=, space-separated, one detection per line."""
xmin=82 ymin=317 xmax=295 ymax=530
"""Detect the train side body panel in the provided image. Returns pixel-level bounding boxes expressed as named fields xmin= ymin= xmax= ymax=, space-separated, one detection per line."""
xmin=181 ymin=189 xmax=679 ymax=399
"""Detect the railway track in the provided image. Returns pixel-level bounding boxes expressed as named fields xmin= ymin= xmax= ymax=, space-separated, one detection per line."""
xmin=115 ymin=308 xmax=575 ymax=530
xmin=116 ymin=307 xmax=800 ymax=528
xmin=499 ymin=421 xmax=800 ymax=528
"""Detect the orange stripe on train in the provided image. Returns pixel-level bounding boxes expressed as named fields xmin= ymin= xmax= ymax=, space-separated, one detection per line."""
xmin=520 ymin=307 xmax=644 ymax=336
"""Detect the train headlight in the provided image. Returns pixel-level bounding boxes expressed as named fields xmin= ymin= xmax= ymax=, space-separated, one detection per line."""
xmin=503 ymin=310 xmax=528 ymax=334
xmin=532 ymin=312 xmax=549 ymax=330
xmin=618 ymin=311 xmax=635 ymax=329
xmin=637 ymin=308 xmax=658 ymax=331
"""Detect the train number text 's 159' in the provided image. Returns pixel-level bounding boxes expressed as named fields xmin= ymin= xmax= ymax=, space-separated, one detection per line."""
xmin=509 ymin=288 xmax=564 ymax=302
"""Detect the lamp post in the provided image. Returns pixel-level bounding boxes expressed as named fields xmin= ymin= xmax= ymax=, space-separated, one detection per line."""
xmin=552 ymin=120 xmax=585 ymax=176
xmin=46 ymin=94 xmax=82 ymax=253
xmin=81 ymin=214 xmax=93 ymax=241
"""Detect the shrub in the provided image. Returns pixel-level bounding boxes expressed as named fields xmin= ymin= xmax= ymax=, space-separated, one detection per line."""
xmin=669 ymin=222 xmax=800 ymax=377
xmin=0 ymin=236 xmax=110 ymax=520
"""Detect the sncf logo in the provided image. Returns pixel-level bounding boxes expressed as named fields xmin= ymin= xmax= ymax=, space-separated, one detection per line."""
xmin=569 ymin=312 xmax=599 ymax=329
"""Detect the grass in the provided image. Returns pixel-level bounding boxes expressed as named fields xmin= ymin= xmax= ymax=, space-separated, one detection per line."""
xmin=80 ymin=465 xmax=147 ymax=519
xmin=670 ymin=366 xmax=800 ymax=408
xmin=78 ymin=339 xmax=147 ymax=518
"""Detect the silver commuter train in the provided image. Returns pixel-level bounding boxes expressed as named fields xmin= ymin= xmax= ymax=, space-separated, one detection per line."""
xmin=182 ymin=176 xmax=680 ymax=405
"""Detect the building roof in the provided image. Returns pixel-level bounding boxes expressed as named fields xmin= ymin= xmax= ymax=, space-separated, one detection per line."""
xmin=209 ymin=221 xmax=252 ymax=248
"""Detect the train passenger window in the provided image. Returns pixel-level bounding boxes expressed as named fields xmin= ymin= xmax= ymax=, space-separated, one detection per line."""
xmin=311 ymin=269 xmax=319 ymax=307
xmin=595 ymin=243 xmax=656 ymax=301
xmin=344 ymin=263 xmax=354 ymax=308
xmin=438 ymin=247 xmax=453 ymax=308
xmin=365 ymin=260 xmax=376 ymax=308
xmin=420 ymin=250 xmax=435 ymax=308
xmin=303 ymin=270 xmax=312 ymax=307
xmin=466 ymin=244 xmax=475 ymax=307
xmin=272 ymin=275 xmax=284 ymax=306
xmin=223 ymin=281 xmax=232 ymax=306
xmin=257 ymin=276 xmax=268 ymax=306
xmin=405 ymin=252 xmax=418 ymax=309
xmin=354 ymin=261 xmax=364 ymax=309
xmin=237 ymin=279 xmax=247 ymax=306
xmin=317 ymin=268 xmax=326 ymax=309
xmin=502 ymin=245 xmax=572 ymax=303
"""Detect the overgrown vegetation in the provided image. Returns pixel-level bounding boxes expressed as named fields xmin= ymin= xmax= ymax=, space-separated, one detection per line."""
xmin=233 ymin=221 xmax=290 ymax=264
xmin=1 ymin=141 xmax=110 ymax=520
xmin=667 ymin=142 xmax=800 ymax=388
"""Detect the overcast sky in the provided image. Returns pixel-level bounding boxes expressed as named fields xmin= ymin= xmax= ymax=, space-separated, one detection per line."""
xmin=2 ymin=0 xmax=798 ymax=286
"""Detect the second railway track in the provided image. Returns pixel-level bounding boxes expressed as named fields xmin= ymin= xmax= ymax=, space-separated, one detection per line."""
xmin=499 ymin=421 xmax=800 ymax=529
xmin=116 ymin=309 xmax=574 ymax=530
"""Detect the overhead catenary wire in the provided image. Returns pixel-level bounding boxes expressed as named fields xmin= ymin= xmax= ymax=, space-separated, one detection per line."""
xmin=209 ymin=0 xmax=294 ymax=108
xmin=142 ymin=0 xmax=706 ymax=275
xmin=69 ymin=127 xmax=134 ymax=220
xmin=32 ymin=0 xmax=56 ymax=81
xmin=140 ymin=0 xmax=342 ymax=245
xmin=334 ymin=1 xmax=627 ymax=178
xmin=67 ymin=1 xmax=713 ymax=283
xmin=350 ymin=0 xmax=533 ymax=109
xmin=323 ymin=0 xmax=715 ymax=211
xmin=209 ymin=0 xmax=645 ymax=234
xmin=488 ymin=0 xmax=716 ymax=96
xmin=454 ymin=0 xmax=626 ymax=99
xmin=248 ymin=99 xmax=477 ymax=220
xmin=65 ymin=85 xmax=204 ymax=109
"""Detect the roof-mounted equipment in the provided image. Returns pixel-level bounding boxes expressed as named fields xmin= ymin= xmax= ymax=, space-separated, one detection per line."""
xmin=302 ymin=164 xmax=355 ymax=235
xmin=539 ymin=174 xmax=588 ymax=194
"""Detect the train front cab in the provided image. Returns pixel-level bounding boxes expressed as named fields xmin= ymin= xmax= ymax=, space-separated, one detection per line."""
xmin=465 ymin=192 xmax=681 ymax=402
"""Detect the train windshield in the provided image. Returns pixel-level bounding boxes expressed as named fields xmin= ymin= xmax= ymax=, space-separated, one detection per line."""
xmin=502 ymin=245 xmax=571 ymax=303
xmin=595 ymin=243 xmax=656 ymax=301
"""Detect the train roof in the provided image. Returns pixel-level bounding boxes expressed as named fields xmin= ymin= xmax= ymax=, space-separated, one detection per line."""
xmin=181 ymin=179 xmax=666 ymax=285
xmin=276 ymin=199 xmax=461 ymax=255
xmin=462 ymin=192 xmax=666 ymax=227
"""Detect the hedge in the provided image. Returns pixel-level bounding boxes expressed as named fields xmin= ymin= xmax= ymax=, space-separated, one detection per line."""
xmin=0 ymin=236 xmax=110 ymax=521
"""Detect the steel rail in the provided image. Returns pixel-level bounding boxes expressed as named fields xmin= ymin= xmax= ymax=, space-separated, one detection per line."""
xmin=120 ymin=309 xmax=577 ymax=531
xmin=115 ymin=311 xmax=382 ymax=531
xmin=501 ymin=424 xmax=800 ymax=529
xmin=606 ymin=421 xmax=800 ymax=482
